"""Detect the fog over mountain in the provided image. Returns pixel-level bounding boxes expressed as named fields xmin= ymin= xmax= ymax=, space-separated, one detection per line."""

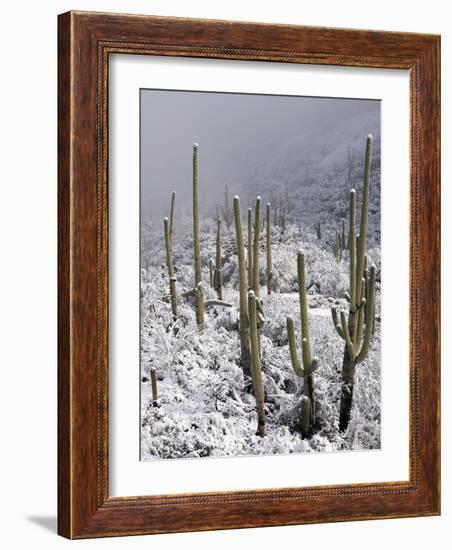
xmin=140 ymin=89 xmax=380 ymax=223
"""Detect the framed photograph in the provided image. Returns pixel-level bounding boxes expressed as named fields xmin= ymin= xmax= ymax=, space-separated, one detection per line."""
xmin=58 ymin=11 xmax=440 ymax=539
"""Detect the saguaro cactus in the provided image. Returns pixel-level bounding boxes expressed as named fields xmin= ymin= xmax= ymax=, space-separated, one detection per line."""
xmin=252 ymin=196 xmax=261 ymax=297
xmin=221 ymin=185 xmax=234 ymax=231
xmin=150 ymin=368 xmax=158 ymax=407
xmin=266 ymin=203 xmax=272 ymax=295
xmin=194 ymin=282 xmax=205 ymax=328
xmin=163 ymin=217 xmax=174 ymax=278
xmin=164 ymin=217 xmax=177 ymax=318
xmin=169 ymin=190 xmax=176 ymax=250
xmin=341 ymin=218 xmax=347 ymax=250
xmin=286 ymin=251 xmax=319 ymax=438
xmin=192 ymin=143 xmax=202 ymax=287
xmin=333 ymin=232 xmax=343 ymax=263
xmin=331 ymin=135 xmax=377 ymax=431
xmin=233 ymin=196 xmax=251 ymax=381
xmin=247 ymin=208 xmax=253 ymax=288
xmin=214 ymin=218 xmax=223 ymax=299
xmin=248 ymin=290 xmax=265 ymax=436
xmin=169 ymin=276 xmax=178 ymax=318
xmin=209 ymin=258 xmax=214 ymax=288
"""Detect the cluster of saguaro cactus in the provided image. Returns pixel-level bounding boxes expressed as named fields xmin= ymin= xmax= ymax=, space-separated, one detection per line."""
xmin=158 ymin=142 xmax=231 ymax=330
xmin=286 ymin=251 xmax=319 ymax=437
xmin=331 ymin=135 xmax=377 ymax=432
xmin=154 ymin=136 xmax=378 ymax=439
xmin=233 ymin=195 xmax=267 ymax=428
xmin=221 ymin=185 xmax=234 ymax=231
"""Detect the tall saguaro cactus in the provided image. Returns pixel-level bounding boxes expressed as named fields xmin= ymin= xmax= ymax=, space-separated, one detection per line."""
xmin=233 ymin=196 xmax=251 ymax=381
xmin=247 ymin=208 xmax=253 ymax=288
xmin=331 ymin=135 xmax=377 ymax=431
xmin=214 ymin=218 xmax=223 ymax=299
xmin=252 ymin=196 xmax=261 ymax=297
xmin=266 ymin=203 xmax=272 ymax=295
xmin=248 ymin=290 xmax=265 ymax=436
xmin=221 ymin=185 xmax=234 ymax=231
xmin=286 ymin=251 xmax=319 ymax=437
xmin=192 ymin=143 xmax=202 ymax=287
xmin=164 ymin=217 xmax=177 ymax=318
xmin=169 ymin=190 xmax=176 ymax=251
xmin=163 ymin=217 xmax=174 ymax=278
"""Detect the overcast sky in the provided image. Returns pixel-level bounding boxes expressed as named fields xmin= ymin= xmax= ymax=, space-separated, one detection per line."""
xmin=140 ymin=89 xmax=380 ymax=219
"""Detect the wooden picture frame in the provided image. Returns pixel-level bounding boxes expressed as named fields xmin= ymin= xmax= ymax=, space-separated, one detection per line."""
xmin=58 ymin=11 xmax=440 ymax=539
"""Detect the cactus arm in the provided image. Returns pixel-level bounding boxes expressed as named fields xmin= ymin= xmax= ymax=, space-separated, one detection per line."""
xmin=287 ymin=317 xmax=304 ymax=377
xmin=340 ymin=310 xmax=356 ymax=361
xmin=355 ymin=135 xmax=372 ymax=303
xmin=266 ymin=203 xmax=272 ymax=295
xmin=253 ymin=197 xmax=261 ymax=297
xmin=181 ymin=288 xmax=196 ymax=299
xmin=255 ymin=297 xmax=265 ymax=316
xmin=192 ymin=143 xmax=202 ymax=286
xmin=331 ymin=307 xmax=345 ymax=338
xmin=204 ymin=299 xmax=232 ymax=308
xmin=356 ymin=265 xmax=376 ymax=363
xmin=355 ymin=276 xmax=366 ymax=343
xmin=248 ymin=290 xmax=265 ymax=436
xmin=257 ymin=312 xmax=266 ymax=327
xmin=356 ymin=298 xmax=366 ymax=345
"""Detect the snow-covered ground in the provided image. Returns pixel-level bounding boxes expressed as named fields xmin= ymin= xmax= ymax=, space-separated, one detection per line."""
xmin=140 ymin=218 xmax=381 ymax=460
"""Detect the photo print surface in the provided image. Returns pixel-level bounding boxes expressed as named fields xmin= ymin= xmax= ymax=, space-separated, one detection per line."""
xmin=140 ymin=89 xmax=381 ymax=461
